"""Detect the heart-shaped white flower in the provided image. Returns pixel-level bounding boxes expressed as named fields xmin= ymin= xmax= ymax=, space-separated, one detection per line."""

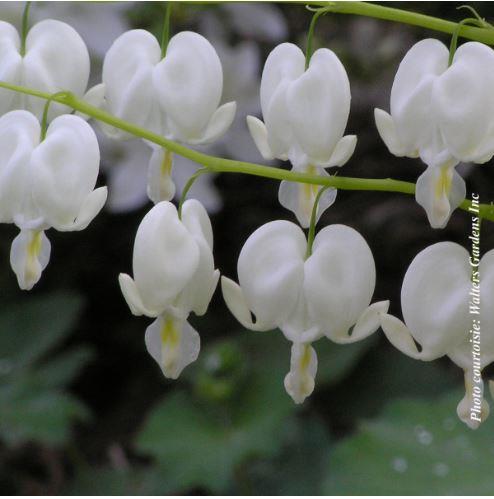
xmin=222 ymin=220 xmax=388 ymax=403
xmin=119 ymin=200 xmax=219 ymax=379
xmin=375 ymin=40 xmax=494 ymax=228
xmin=247 ymin=43 xmax=357 ymax=227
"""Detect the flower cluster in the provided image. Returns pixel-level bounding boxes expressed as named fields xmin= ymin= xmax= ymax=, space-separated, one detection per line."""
xmin=1 ymin=4 xmax=494 ymax=429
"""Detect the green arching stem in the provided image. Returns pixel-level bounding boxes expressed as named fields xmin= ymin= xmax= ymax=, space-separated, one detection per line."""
xmin=305 ymin=185 xmax=332 ymax=259
xmin=448 ymin=18 xmax=485 ymax=66
xmin=160 ymin=3 xmax=173 ymax=58
xmin=20 ymin=1 xmax=31 ymax=57
xmin=40 ymin=91 xmax=70 ymax=140
xmin=178 ymin=168 xmax=209 ymax=219
xmin=305 ymin=8 xmax=327 ymax=68
xmin=1 ymin=80 xmax=493 ymax=223
xmin=306 ymin=2 xmax=494 ymax=46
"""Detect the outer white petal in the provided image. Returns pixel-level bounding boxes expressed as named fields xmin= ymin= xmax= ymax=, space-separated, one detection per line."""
xmin=192 ymin=101 xmax=236 ymax=145
xmin=0 ymin=110 xmax=39 ymax=224
xmin=147 ymin=148 xmax=175 ymax=204
xmin=259 ymin=43 xmax=304 ymax=117
xmin=333 ymin=300 xmax=390 ymax=344
xmin=10 ymin=229 xmax=51 ymax=291
xmin=56 ymin=187 xmax=108 ymax=232
xmin=280 ymin=292 xmax=322 ymax=343
xmin=102 ymin=29 xmax=162 ymax=136
xmin=237 ymin=220 xmax=306 ymax=329
xmin=324 ymin=135 xmax=357 ymax=168
xmin=118 ymin=273 xmax=159 ymax=318
xmin=435 ymin=42 xmax=494 ymax=163
xmin=145 ymin=314 xmax=200 ymax=379
xmin=304 ymin=224 xmax=376 ymax=340
xmin=284 ymin=343 xmax=317 ymax=404
xmin=23 ymin=20 xmax=90 ymax=120
xmin=415 ymin=164 xmax=465 ymax=229
xmin=246 ymin=115 xmax=275 ymax=160
xmin=30 ymin=115 xmax=101 ymax=229
xmin=132 ymin=201 xmax=200 ymax=314
xmin=401 ymin=242 xmax=470 ymax=358
xmin=278 ymin=167 xmax=336 ymax=229
xmin=374 ymin=108 xmax=409 ymax=157
xmin=180 ymin=199 xmax=214 ymax=250
xmin=286 ymin=48 xmax=351 ymax=165
xmin=221 ymin=276 xmax=270 ymax=331
xmin=0 ymin=21 xmax=22 ymax=115
xmin=153 ymin=31 xmax=222 ymax=142
xmin=380 ymin=313 xmax=427 ymax=360
xmin=76 ymin=83 xmax=106 ymax=120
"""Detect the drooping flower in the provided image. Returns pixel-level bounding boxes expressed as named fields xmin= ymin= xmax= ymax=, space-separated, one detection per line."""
xmin=221 ymin=220 xmax=388 ymax=403
xmin=380 ymin=242 xmax=494 ymax=428
xmin=0 ymin=18 xmax=90 ymax=120
xmin=119 ymin=200 xmax=219 ymax=379
xmin=0 ymin=110 xmax=107 ymax=289
xmin=247 ymin=43 xmax=357 ymax=227
xmin=99 ymin=29 xmax=236 ymax=208
xmin=375 ymin=39 xmax=494 ymax=228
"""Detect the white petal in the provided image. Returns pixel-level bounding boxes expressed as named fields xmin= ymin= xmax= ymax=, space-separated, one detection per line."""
xmin=401 ymin=241 xmax=471 ymax=358
xmin=102 ymin=29 xmax=162 ymax=135
xmin=278 ymin=166 xmax=336 ymax=228
xmin=260 ymin=42 xmax=304 ymax=117
xmin=286 ymin=48 xmax=351 ymax=165
xmin=280 ymin=292 xmax=322 ymax=343
xmin=153 ymin=31 xmax=222 ymax=142
xmin=456 ymin=371 xmax=489 ymax=429
xmin=118 ymin=273 xmax=158 ymax=317
xmin=246 ymin=115 xmax=275 ymax=160
xmin=147 ymin=148 xmax=175 ymax=204
xmin=324 ymin=135 xmax=357 ymax=168
xmin=237 ymin=220 xmax=306 ymax=329
xmin=180 ymin=199 xmax=214 ymax=250
xmin=132 ymin=201 xmax=200 ymax=314
xmin=145 ymin=314 xmax=200 ymax=379
xmin=415 ymin=164 xmax=465 ymax=229
xmin=192 ymin=101 xmax=236 ymax=145
xmin=0 ymin=110 xmax=39 ymax=224
xmin=0 ymin=21 xmax=22 ymax=116
xmin=380 ymin=313 xmax=426 ymax=360
xmin=332 ymin=300 xmax=390 ymax=344
xmin=10 ymin=229 xmax=51 ymax=290
xmin=30 ymin=114 xmax=101 ymax=229
xmin=435 ymin=42 xmax=494 ymax=163
xmin=23 ymin=19 xmax=90 ymax=120
xmin=304 ymin=224 xmax=376 ymax=340
xmin=284 ymin=343 xmax=317 ymax=404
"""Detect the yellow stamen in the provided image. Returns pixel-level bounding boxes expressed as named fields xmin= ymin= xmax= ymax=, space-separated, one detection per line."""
xmin=25 ymin=231 xmax=42 ymax=284
xmin=300 ymin=165 xmax=320 ymax=219
xmin=434 ymin=165 xmax=452 ymax=200
xmin=160 ymin=316 xmax=180 ymax=374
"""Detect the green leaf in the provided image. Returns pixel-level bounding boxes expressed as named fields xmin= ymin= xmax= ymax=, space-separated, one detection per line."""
xmin=323 ymin=391 xmax=494 ymax=495
xmin=0 ymin=374 xmax=89 ymax=445
xmin=0 ymin=291 xmax=84 ymax=371
xmin=36 ymin=347 xmax=94 ymax=388
xmin=245 ymin=414 xmax=332 ymax=495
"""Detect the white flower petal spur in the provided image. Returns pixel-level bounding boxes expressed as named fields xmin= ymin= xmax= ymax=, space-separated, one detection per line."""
xmin=222 ymin=220 xmax=388 ymax=403
xmin=118 ymin=200 xmax=219 ymax=379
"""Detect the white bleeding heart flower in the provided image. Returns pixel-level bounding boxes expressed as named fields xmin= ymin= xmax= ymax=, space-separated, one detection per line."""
xmin=0 ymin=110 xmax=107 ymax=290
xmin=247 ymin=43 xmax=356 ymax=227
xmin=375 ymin=39 xmax=494 ymax=228
xmin=119 ymin=200 xmax=219 ymax=379
xmin=101 ymin=29 xmax=236 ymax=206
xmin=0 ymin=18 xmax=90 ymax=120
xmin=380 ymin=242 xmax=494 ymax=428
xmin=221 ymin=220 xmax=388 ymax=403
